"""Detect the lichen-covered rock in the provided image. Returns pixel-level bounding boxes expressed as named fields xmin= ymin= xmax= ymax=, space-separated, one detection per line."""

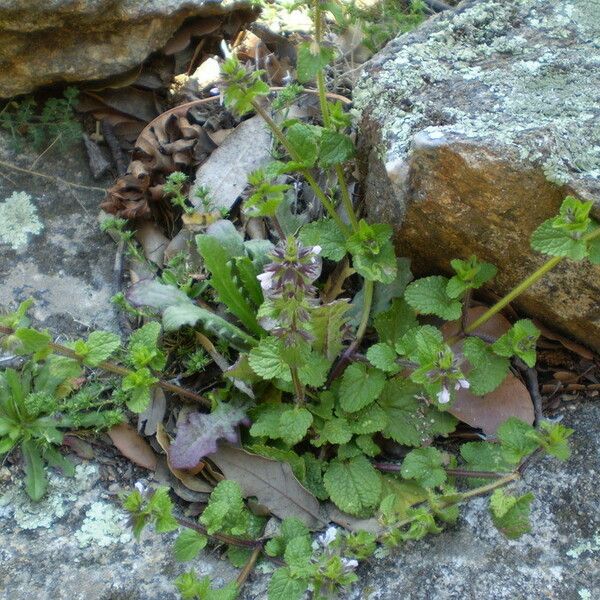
xmin=0 ymin=0 xmax=257 ymax=98
xmin=355 ymin=0 xmax=600 ymax=351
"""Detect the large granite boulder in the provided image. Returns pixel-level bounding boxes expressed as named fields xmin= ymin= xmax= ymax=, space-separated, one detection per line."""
xmin=0 ymin=0 xmax=256 ymax=98
xmin=355 ymin=0 xmax=600 ymax=352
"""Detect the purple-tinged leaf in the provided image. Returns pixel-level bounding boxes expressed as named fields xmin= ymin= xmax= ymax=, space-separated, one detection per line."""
xmin=170 ymin=404 xmax=247 ymax=469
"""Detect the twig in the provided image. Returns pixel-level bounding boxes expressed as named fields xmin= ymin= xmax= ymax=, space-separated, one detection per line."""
xmin=30 ymin=134 xmax=62 ymax=169
xmin=373 ymin=462 xmax=510 ymax=479
xmin=235 ymin=544 xmax=263 ymax=588
xmin=0 ymin=324 xmax=210 ymax=407
xmin=101 ymin=120 xmax=128 ymax=176
xmin=0 ymin=159 xmax=106 ymax=193
xmin=514 ymin=357 xmax=543 ymax=426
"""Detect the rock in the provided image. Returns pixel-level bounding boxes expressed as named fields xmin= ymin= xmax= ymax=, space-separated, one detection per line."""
xmin=0 ymin=134 xmax=119 ymax=338
xmin=355 ymin=0 xmax=600 ymax=351
xmin=243 ymin=402 xmax=600 ymax=599
xmin=191 ymin=115 xmax=273 ymax=212
xmin=0 ymin=0 xmax=257 ymax=98
xmin=0 ymin=461 xmax=240 ymax=600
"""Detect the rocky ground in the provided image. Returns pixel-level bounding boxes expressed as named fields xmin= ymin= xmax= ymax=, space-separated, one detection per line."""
xmin=0 ymin=135 xmax=598 ymax=599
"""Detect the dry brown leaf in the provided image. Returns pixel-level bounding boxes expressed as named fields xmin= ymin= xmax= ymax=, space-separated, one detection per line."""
xmin=83 ymin=88 xmax=160 ymax=123
xmin=135 ymin=221 xmax=169 ymax=266
xmin=107 ymin=423 xmax=157 ymax=470
xmin=327 ymin=505 xmax=383 ymax=535
xmin=533 ymin=320 xmax=595 ymax=360
xmin=156 ymin=424 xmax=213 ymax=493
xmin=62 ymin=435 xmax=95 ymax=460
xmin=449 ymin=376 xmax=534 ymax=436
xmin=138 ymin=387 xmax=167 ymax=436
xmin=209 ymin=444 xmax=326 ymax=529
xmin=441 ymin=305 xmax=533 ymax=435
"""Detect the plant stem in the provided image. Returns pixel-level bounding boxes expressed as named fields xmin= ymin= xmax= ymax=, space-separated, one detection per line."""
xmin=235 ymin=544 xmax=263 ymax=588
xmin=311 ymin=0 xmax=360 ymax=233
xmin=373 ymin=462 xmax=509 ymax=479
xmin=465 ymin=227 xmax=600 ymax=335
xmin=384 ymin=472 xmax=520 ymax=536
xmin=0 ymin=325 xmax=210 ymax=408
xmin=251 ymin=100 xmax=349 ymax=236
xmin=290 ymin=366 xmax=305 ymax=405
xmin=175 ymin=516 xmax=257 ymax=548
xmin=356 ymin=279 xmax=374 ymax=345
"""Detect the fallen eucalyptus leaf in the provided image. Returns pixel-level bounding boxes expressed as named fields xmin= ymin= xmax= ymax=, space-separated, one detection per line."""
xmin=107 ymin=423 xmax=157 ymax=470
xmin=209 ymin=444 xmax=326 ymax=529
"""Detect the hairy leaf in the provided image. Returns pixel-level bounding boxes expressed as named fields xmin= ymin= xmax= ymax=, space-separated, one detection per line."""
xmin=170 ymin=404 xmax=247 ymax=469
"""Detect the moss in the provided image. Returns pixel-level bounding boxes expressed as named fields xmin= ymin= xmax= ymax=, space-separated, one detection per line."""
xmin=0 ymin=191 xmax=43 ymax=250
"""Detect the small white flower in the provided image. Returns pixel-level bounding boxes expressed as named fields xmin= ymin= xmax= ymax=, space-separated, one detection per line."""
xmin=134 ymin=481 xmax=147 ymax=495
xmin=437 ymin=386 xmax=451 ymax=404
xmin=341 ymin=558 xmax=359 ymax=572
xmin=312 ymin=245 xmax=322 ymax=255
xmin=318 ymin=526 xmax=338 ymax=547
xmin=257 ymin=271 xmax=274 ymax=291
xmin=455 ymin=379 xmax=470 ymax=391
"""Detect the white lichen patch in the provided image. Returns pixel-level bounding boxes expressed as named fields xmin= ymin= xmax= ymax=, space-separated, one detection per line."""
xmin=74 ymin=501 xmax=132 ymax=548
xmin=0 ymin=191 xmax=43 ymax=250
xmin=0 ymin=463 xmax=99 ymax=530
xmin=567 ymin=532 xmax=600 ymax=559
xmin=355 ymin=0 xmax=600 ymax=191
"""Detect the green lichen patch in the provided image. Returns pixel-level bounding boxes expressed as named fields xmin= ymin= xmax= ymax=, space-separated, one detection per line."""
xmin=0 ymin=191 xmax=43 ymax=250
xmin=75 ymin=501 xmax=132 ymax=548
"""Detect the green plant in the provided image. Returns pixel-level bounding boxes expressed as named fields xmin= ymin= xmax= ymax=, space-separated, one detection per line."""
xmin=0 ymin=358 xmax=122 ymax=500
xmin=0 ymin=87 xmax=82 ymax=152
xmin=116 ymin=10 xmax=599 ymax=595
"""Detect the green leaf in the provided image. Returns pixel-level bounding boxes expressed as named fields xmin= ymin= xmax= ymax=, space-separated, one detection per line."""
xmin=14 ymin=327 xmax=51 ymax=355
xmin=355 ymin=434 xmax=380 ymax=457
xmin=447 ymin=256 xmax=497 ymax=298
xmin=21 ymin=439 xmax=47 ymax=501
xmin=537 ymin=420 xmax=573 ymax=460
xmin=318 ymin=130 xmax=355 ymax=167
xmin=285 ymin=123 xmax=320 ymax=168
xmin=366 ymin=343 xmax=399 ymax=373
xmin=44 ymin=446 xmax=75 ymax=477
xmin=310 ymin=301 xmax=350 ymax=361
xmin=278 ymin=407 xmax=313 ymax=446
xmin=338 ymin=363 xmax=385 ymax=413
xmin=324 ymin=455 xmax=382 ymax=516
xmin=296 ymin=42 xmax=335 ymax=83
xmin=378 ymin=378 xmax=457 ymax=446
xmin=148 ymin=487 xmax=179 ymax=533
xmin=174 ymin=529 xmax=208 ymax=562
xmin=459 ymin=441 xmax=513 ymax=485
xmin=347 ymin=222 xmax=398 ymax=284
xmin=313 ymin=417 xmax=353 ymax=446
xmin=401 ymin=447 xmax=446 ymax=489
xmin=233 ymin=256 xmax=264 ymax=308
xmin=162 ymin=303 xmax=257 ymax=351
xmin=226 ymin=545 xmax=253 ymax=568
xmin=530 ymin=220 xmax=588 ymax=259
xmin=297 ymin=353 xmax=330 ymax=388
xmin=463 ymin=337 xmax=511 ymax=395
xmin=268 ymin=567 xmax=308 ymax=600
xmin=197 ymin=234 xmax=262 ymax=335
xmin=373 ymin=298 xmax=418 ymax=345
xmin=489 ymin=489 xmax=534 ymax=539
xmin=346 ymin=402 xmax=388 ymax=435
xmin=496 ymin=417 xmax=539 ymax=464
xmin=283 ymin=535 xmax=315 ymax=578
xmin=83 ymin=331 xmax=121 ymax=367
xmin=588 ymin=228 xmax=600 ymax=264
xmin=248 ymin=337 xmax=289 ymax=380
xmin=492 ymin=319 xmax=540 ymax=367
xmin=121 ymin=367 xmax=158 ymax=413
xmin=404 ymin=276 xmax=462 ymax=320
xmin=200 ymin=480 xmax=249 ymax=537
xmin=300 ymin=218 xmax=346 ymax=261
